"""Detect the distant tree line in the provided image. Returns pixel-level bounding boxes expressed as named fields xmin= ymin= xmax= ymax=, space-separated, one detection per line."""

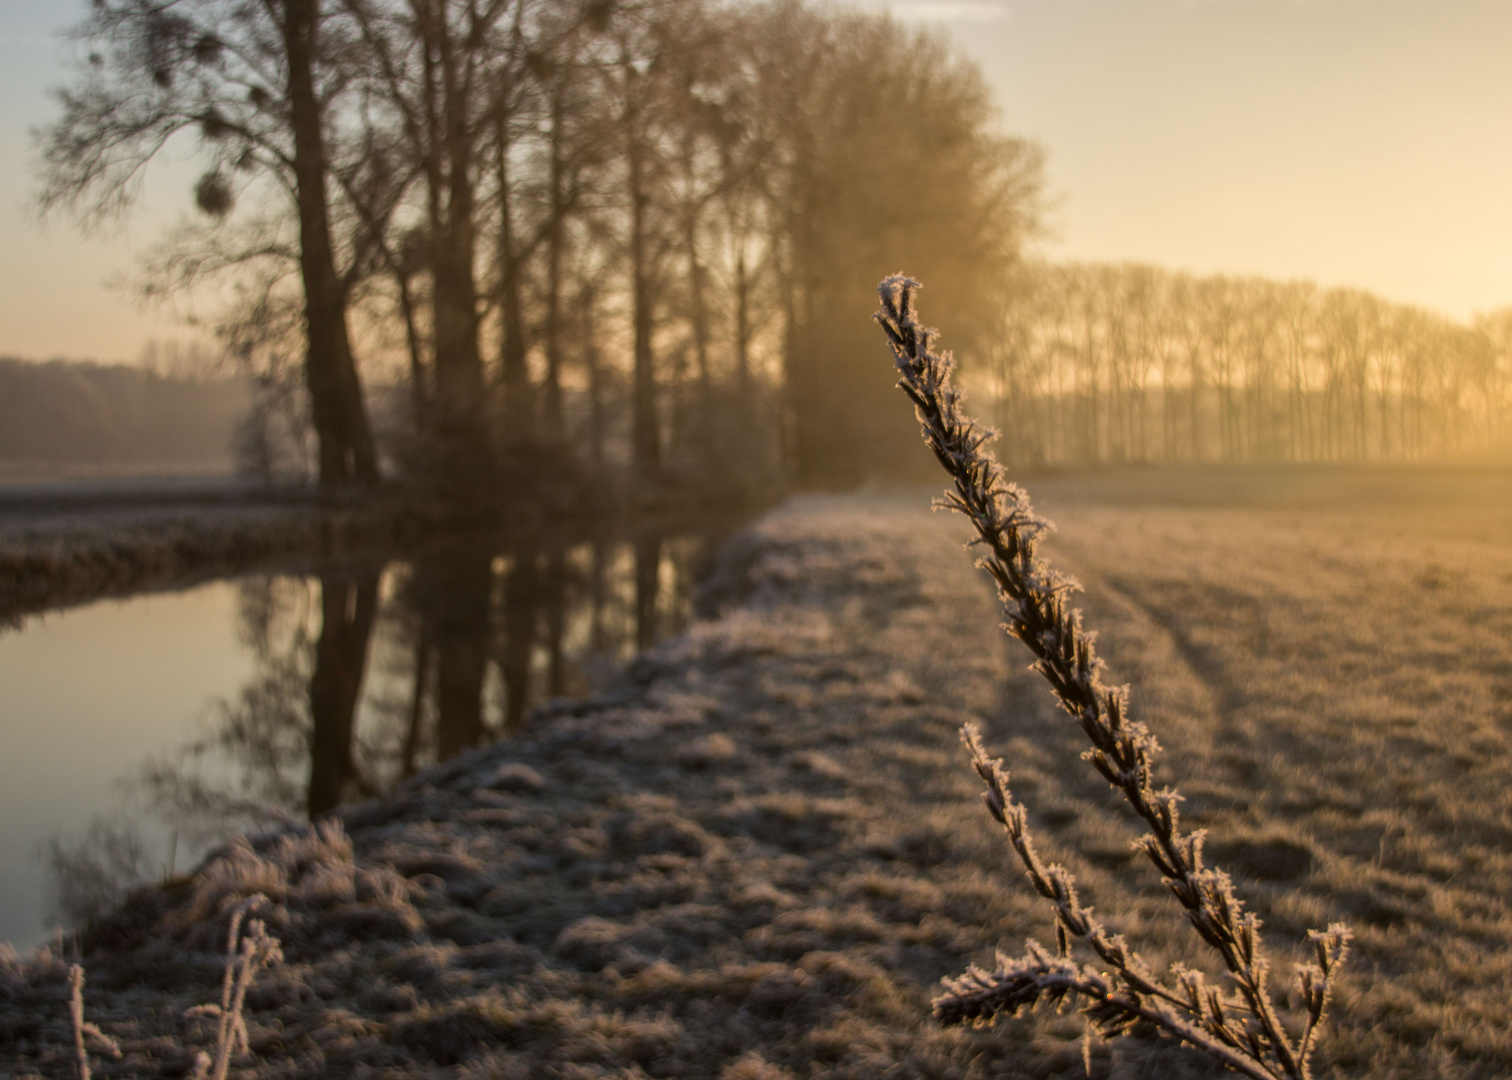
xmin=0 ymin=358 xmax=248 ymax=473
xmin=41 ymin=0 xmax=1040 ymax=495
xmin=977 ymin=263 xmax=1512 ymax=467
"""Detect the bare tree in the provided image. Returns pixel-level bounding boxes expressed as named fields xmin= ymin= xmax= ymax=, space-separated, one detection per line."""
xmin=40 ymin=0 xmax=380 ymax=488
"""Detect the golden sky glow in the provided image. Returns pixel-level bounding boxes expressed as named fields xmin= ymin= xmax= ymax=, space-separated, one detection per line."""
xmin=860 ymin=0 xmax=1512 ymax=317
xmin=2 ymin=0 xmax=1511 ymax=362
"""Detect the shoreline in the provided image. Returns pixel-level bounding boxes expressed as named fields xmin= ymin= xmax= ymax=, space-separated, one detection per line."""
xmin=0 ymin=491 xmax=440 ymax=626
xmin=0 ymin=480 xmax=780 ymax=626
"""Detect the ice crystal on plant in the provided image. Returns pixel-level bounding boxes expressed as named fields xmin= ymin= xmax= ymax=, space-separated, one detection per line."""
xmin=876 ymin=274 xmax=1350 ymax=1080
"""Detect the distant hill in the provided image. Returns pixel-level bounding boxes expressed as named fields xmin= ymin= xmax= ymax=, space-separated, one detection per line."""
xmin=0 ymin=358 xmax=251 ymax=476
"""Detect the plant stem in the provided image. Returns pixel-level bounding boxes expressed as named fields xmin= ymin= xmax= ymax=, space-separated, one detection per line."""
xmin=875 ymin=274 xmax=1349 ymax=1080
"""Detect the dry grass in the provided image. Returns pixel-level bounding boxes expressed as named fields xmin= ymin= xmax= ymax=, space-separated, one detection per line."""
xmin=1028 ymin=470 xmax=1512 ymax=1076
xmin=2 ymin=467 xmax=1511 ymax=1077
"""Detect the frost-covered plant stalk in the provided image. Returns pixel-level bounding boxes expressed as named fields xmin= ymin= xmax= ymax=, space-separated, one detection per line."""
xmin=874 ymin=275 xmax=1350 ymax=1080
xmin=186 ymin=895 xmax=283 ymax=1080
xmin=67 ymin=964 xmax=120 ymax=1080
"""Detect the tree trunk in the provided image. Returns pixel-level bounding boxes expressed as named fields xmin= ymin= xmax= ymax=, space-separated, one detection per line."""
xmin=734 ymin=246 xmax=752 ymax=404
xmin=582 ymin=285 xmax=606 ymax=465
xmin=681 ymin=133 xmax=712 ymax=454
xmin=397 ymin=269 xmax=428 ymax=428
xmin=497 ymin=107 xmax=532 ymax=441
xmin=542 ymin=87 xmax=567 ymax=432
xmin=283 ymin=0 xmax=378 ymax=488
xmin=426 ymin=0 xmax=491 ymax=485
xmin=625 ymin=61 xmax=660 ymax=479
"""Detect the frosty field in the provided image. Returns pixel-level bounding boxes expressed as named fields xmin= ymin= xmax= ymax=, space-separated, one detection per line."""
xmin=4 ymin=466 xmax=1512 ymax=1079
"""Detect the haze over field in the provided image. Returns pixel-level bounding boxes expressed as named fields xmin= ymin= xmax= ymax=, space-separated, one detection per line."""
xmin=4 ymin=0 xmax=1512 ymax=363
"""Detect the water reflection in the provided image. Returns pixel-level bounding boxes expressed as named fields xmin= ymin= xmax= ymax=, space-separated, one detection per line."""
xmin=308 ymin=571 xmax=381 ymax=815
xmin=135 ymin=528 xmax=715 ymax=837
xmin=423 ymin=548 xmax=493 ymax=762
xmin=13 ymin=523 xmax=727 ymax=945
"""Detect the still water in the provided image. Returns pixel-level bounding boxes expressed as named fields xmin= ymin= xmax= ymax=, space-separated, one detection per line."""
xmin=0 ymin=527 xmax=723 ymax=949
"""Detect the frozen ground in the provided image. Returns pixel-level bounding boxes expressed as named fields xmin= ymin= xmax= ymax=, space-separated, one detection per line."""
xmin=5 ymin=472 xmax=1512 ymax=1078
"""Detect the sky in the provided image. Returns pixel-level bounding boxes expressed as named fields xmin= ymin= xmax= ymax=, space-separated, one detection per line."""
xmin=2 ymin=0 xmax=1512 ymax=363
xmin=855 ymin=0 xmax=1512 ymax=318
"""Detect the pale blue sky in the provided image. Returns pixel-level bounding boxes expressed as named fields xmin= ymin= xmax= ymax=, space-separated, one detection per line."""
xmin=4 ymin=0 xmax=1512 ymax=362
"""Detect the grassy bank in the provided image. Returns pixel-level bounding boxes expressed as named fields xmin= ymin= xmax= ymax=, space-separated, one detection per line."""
xmin=0 ymin=490 xmax=439 ymax=625
xmin=0 ymin=476 xmax=781 ymax=626
xmin=3 ymin=471 xmax=1512 ymax=1077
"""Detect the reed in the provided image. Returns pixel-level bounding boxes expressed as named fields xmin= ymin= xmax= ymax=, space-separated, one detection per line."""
xmin=874 ymin=274 xmax=1350 ymax=1080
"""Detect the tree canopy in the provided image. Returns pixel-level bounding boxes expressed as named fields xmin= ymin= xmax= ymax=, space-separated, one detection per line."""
xmin=39 ymin=0 xmax=1045 ymax=494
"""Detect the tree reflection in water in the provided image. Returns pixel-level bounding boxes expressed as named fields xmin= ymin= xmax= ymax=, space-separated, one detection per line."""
xmin=496 ymin=545 xmax=538 ymax=737
xmin=134 ymin=576 xmax=319 ymax=840
xmin=418 ymin=546 xmax=494 ymax=762
xmin=135 ymin=529 xmax=715 ymax=842
xmin=306 ymin=571 xmax=381 ymax=816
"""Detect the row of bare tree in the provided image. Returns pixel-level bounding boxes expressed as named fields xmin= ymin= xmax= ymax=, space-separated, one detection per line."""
xmin=976 ymin=263 xmax=1512 ymax=466
xmin=40 ymin=0 xmax=1040 ymax=494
